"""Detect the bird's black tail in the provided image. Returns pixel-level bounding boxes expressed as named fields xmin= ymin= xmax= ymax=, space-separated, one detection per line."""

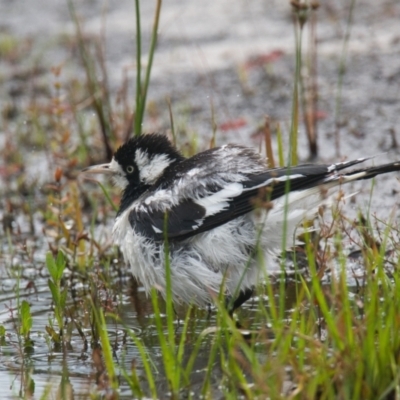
xmin=339 ymin=161 xmax=400 ymax=182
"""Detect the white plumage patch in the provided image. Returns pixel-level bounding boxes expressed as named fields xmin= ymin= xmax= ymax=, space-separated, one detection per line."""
xmin=255 ymin=173 xmax=305 ymax=189
xmin=135 ymin=149 xmax=172 ymax=184
xmin=152 ymin=225 xmax=162 ymax=234
xmin=327 ymin=157 xmax=367 ymax=172
xmin=191 ymin=174 xmax=305 ymax=219
xmin=134 ymin=149 xmax=149 ymax=169
xmin=194 ymin=182 xmax=244 ymax=216
xmin=109 ymin=158 xmax=129 ymax=189
xmin=144 ymin=189 xmax=169 ymax=205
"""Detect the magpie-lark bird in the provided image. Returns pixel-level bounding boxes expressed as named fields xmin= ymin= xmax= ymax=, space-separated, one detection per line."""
xmin=82 ymin=133 xmax=400 ymax=311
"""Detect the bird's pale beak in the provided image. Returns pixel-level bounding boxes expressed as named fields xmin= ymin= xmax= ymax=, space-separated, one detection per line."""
xmin=80 ymin=163 xmax=116 ymax=176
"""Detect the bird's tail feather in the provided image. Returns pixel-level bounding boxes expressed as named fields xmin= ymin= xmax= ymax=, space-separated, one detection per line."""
xmin=339 ymin=161 xmax=400 ymax=182
xmin=262 ymin=160 xmax=400 ymax=257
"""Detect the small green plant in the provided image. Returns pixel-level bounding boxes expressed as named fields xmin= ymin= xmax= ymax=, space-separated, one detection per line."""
xmin=134 ymin=0 xmax=162 ymax=136
xmin=19 ymin=300 xmax=33 ymax=349
xmin=91 ymin=304 xmax=119 ymax=395
xmin=45 ymin=251 xmax=67 ymax=343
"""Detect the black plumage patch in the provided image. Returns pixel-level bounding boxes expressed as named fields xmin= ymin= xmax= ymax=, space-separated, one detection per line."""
xmin=114 ymin=133 xmax=184 ymax=168
xmin=129 ymin=199 xmax=206 ymax=241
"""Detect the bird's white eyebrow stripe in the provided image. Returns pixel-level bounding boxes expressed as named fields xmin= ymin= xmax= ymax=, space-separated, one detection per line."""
xmin=135 ymin=149 xmax=150 ymax=169
xmin=135 ymin=150 xmax=173 ymax=185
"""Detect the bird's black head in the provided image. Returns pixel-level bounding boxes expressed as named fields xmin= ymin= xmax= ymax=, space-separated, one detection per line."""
xmin=81 ymin=133 xmax=185 ymax=214
xmin=113 ymin=133 xmax=184 ymax=188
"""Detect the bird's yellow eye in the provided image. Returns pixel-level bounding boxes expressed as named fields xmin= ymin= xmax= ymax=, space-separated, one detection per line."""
xmin=126 ymin=165 xmax=134 ymax=174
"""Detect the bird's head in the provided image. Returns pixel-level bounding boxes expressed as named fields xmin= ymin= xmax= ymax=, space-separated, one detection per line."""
xmin=81 ymin=133 xmax=184 ymax=209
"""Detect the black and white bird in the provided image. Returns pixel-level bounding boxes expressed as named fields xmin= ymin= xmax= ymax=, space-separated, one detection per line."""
xmin=82 ymin=133 xmax=400 ymax=311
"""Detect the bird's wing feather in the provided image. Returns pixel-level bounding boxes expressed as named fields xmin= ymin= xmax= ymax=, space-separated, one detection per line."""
xmin=128 ymin=160 xmax=366 ymax=242
xmin=129 ymin=199 xmax=206 ymax=240
xmin=129 ymin=158 xmax=382 ymax=242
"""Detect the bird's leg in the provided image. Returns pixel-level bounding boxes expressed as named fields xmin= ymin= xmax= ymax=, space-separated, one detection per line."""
xmin=227 ymin=288 xmax=254 ymax=316
xmin=206 ymin=303 xmax=213 ymax=318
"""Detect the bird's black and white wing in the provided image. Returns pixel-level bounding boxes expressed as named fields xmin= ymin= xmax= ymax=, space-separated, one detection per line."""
xmin=128 ymin=145 xmax=376 ymax=242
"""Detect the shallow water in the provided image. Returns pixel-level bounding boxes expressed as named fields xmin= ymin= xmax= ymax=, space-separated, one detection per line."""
xmin=0 ymin=258 xmax=245 ymax=398
xmin=0 ymin=187 xmax=398 ymax=398
xmin=1 ymin=237 xmax=392 ymax=399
